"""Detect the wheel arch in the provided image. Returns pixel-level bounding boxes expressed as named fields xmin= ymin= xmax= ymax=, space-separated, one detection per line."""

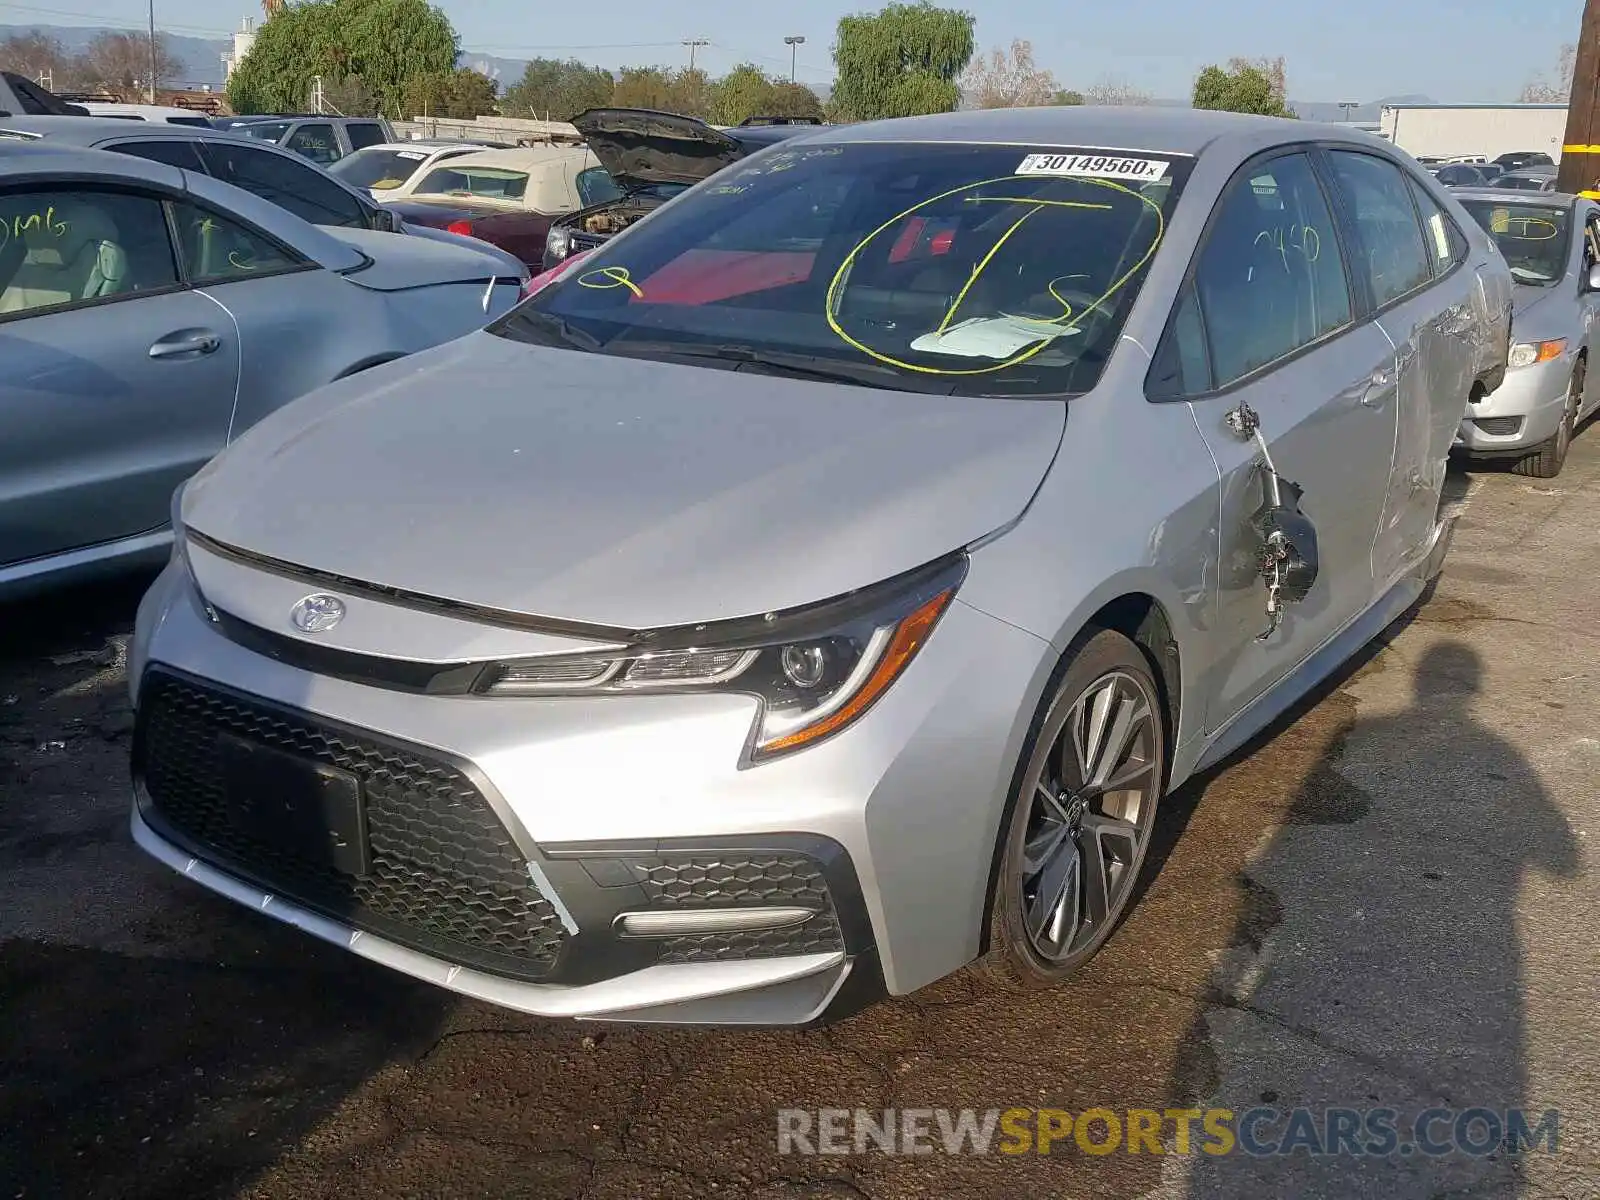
xmin=975 ymin=589 xmax=1186 ymax=956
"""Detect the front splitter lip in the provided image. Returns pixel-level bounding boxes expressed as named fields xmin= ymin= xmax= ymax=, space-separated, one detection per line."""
xmin=131 ymin=801 xmax=850 ymax=1023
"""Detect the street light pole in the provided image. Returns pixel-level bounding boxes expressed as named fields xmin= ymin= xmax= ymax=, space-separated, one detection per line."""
xmin=147 ymin=0 xmax=157 ymax=103
xmin=1338 ymin=101 xmax=1357 ymax=122
xmin=682 ymin=38 xmax=708 ymax=73
xmin=784 ymin=35 xmax=805 ymax=84
xmin=1557 ymin=0 xmax=1600 ymax=196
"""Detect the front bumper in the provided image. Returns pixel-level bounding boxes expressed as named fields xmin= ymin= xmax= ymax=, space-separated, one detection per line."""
xmin=1454 ymin=354 xmax=1572 ymax=454
xmin=128 ymin=551 xmax=1049 ymax=1024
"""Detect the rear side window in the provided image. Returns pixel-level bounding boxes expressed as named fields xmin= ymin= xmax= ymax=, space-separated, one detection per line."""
xmin=108 ymin=139 xmax=207 ymax=172
xmin=1404 ymin=177 xmax=1467 ymax=274
xmin=1325 ymin=151 xmax=1432 ymax=308
xmin=198 ymin=140 xmax=369 ymax=228
xmin=169 ymin=115 xmax=213 ymax=128
xmin=1190 ymin=152 xmax=1353 ymax=387
xmin=345 ymin=122 xmax=386 ymax=150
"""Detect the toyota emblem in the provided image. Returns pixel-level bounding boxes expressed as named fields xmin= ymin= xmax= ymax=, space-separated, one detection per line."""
xmin=289 ymin=593 xmax=346 ymax=633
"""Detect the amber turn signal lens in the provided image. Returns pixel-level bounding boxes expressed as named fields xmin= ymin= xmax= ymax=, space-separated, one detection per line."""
xmin=757 ymin=587 xmax=956 ymax=756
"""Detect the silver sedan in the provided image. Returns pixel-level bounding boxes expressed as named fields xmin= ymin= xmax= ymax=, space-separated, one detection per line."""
xmin=1 ymin=142 xmax=523 ymax=597
xmin=1452 ymin=189 xmax=1600 ymax=476
xmin=130 ymin=107 xmax=1511 ymax=1025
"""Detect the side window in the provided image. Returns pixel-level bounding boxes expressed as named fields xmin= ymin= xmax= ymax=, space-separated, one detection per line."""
xmin=1191 ymin=152 xmax=1353 ymax=388
xmin=0 ymin=188 xmax=178 ymax=318
xmin=197 ymin=141 xmax=368 ymax=228
xmin=1405 ymin=177 xmax=1467 ymax=274
xmin=345 ymin=122 xmax=386 ymax=151
xmin=168 ymin=200 xmax=305 ymax=284
xmin=107 ymin=138 xmax=207 ymax=172
xmin=576 ymin=166 xmax=623 ymax=207
xmin=1325 ymin=151 xmax=1432 ymax=308
xmin=1584 ymin=215 xmax=1600 ymax=267
xmin=284 ymin=122 xmax=340 ymax=165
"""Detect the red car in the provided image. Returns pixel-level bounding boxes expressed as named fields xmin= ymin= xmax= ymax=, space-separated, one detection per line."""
xmin=380 ymin=145 xmax=619 ymax=268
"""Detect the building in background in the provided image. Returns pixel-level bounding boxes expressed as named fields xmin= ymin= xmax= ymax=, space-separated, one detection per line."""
xmin=221 ymin=17 xmax=256 ymax=81
xmin=1380 ymin=102 xmax=1567 ymax=162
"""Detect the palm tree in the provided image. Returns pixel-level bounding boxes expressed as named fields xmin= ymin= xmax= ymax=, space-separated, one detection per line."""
xmin=260 ymin=0 xmax=286 ymax=18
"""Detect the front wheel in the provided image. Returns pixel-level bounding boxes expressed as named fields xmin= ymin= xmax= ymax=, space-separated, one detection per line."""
xmin=981 ymin=629 xmax=1167 ymax=989
xmin=1513 ymin=359 xmax=1583 ymax=479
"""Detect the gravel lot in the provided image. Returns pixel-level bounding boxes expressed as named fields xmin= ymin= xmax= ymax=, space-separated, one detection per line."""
xmin=3 ymin=443 xmax=1597 ymax=1200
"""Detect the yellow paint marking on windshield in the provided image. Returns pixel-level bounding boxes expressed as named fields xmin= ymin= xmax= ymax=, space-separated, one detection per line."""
xmin=936 ymin=206 xmax=1042 ymax=333
xmin=960 ymin=197 xmax=1115 ymax=210
xmin=577 ymin=265 xmax=644 ymax=298
xmin=823 ymin=176 xmax=1165 ymax=376
xmin=1496 ymin=216 xmax=1560 ymax=240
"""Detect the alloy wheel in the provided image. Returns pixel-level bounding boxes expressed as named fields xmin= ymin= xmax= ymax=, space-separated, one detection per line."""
xmin=1016 ymin=669 xmax=1162 ymax=964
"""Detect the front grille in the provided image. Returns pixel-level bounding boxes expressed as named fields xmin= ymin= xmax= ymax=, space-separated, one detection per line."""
xmin=626 ymin=853 xmax=845 ymax=964
xmin=1472 ymin=416 xmax=1523 ymax=436
xmin=136 ymin=672 xmax=566 ymax=980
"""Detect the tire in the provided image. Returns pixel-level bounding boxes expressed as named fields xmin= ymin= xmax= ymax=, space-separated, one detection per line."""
xmin=1512 ymin=358 xmax=1583 ymax=479
xmin=980 ymin=628 xmax=1167 ymax=991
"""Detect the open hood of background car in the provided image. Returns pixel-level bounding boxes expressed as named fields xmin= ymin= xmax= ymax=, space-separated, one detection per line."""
xmin=572 ymin=107 xmax=747 ymax=189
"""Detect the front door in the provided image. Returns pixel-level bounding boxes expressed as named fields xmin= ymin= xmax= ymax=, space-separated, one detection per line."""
xmin=0 ymin=184 xmax=240 ymax=567
xmin=1150 ymin=150 xmax=1400 ymax=733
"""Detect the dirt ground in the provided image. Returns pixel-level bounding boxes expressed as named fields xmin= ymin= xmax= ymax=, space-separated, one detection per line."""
xmin=3 ymin=443 xmax=1597 ymax=1199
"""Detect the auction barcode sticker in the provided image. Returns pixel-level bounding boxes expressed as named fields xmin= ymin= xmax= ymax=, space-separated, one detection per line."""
xmin=1014 ymin=153 xmax=1169 ymax=181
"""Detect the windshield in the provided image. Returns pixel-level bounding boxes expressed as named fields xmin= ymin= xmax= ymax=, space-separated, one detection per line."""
xmin=1459 ymin=200 xmax=1570 ymax=284
xmin=1499 ymin=174 xmax=1552 ymax=192
xmin=331 ymin=147 xmax=433 ymax=190
xmin=490 ymin=143 xmax=1190 ymax=397
xmin=414 ymin=165 xmax=528 ymax=201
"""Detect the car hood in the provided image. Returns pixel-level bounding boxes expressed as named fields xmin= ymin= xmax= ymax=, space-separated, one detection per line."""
xmin=328 ymin=227 xmax=512 ymax=290
xmin=382 ymin=196 xmax=520 ymax=225
xmin=571 ymin=107 xmax=745 ymax=189
xmin=181 ymin=332 xmax=1066 ymax=630
xmin=397 ymin=221 xmax=528 ymax=278
xmin=1510 ymin=282 xmax=1570 ymax=324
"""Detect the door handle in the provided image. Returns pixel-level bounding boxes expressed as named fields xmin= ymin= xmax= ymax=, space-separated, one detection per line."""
xmin=148 ymin=332 xmax=221 ymax=359
xmin=1360 ymin=366 xmax=1396 ymax=407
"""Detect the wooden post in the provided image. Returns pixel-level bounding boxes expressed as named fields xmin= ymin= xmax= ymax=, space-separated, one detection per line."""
xmin=1558 ymin=0 xmax=1600 ymax=197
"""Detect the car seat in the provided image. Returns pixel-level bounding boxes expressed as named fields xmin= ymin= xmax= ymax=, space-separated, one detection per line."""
xmin=0 ymin=201 xmax=129 ymax=314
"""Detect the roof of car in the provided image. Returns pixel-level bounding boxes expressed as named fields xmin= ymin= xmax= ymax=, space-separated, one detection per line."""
xmin=1451 ymin=186 xmax=1576 ymax=204
xmin=350 ymin=141 xmax=492 ymax=154
xmin=0 ymin=138 xmax=186 ymax=185
xmin=0 ymin=114 xmax=250 ymax=144
xmin=800 ymin=105 xmax=1381 ymax=157
xmin=414 ymin=145 xmax=597 ymax=173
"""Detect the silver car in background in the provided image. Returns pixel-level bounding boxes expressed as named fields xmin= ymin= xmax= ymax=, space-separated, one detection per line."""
xmin=130 ymin=108 xmax=1511 ymax=1026
xmin=1 ymin=142 xmax=523 ymax=597
xmin=1453 ymin=189 xmax=1600 ymax=477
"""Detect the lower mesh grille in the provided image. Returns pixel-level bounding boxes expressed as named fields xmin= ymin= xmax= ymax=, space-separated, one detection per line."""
xmin=626 ymin=853 xmax=845 ymax=963
xmin=136 ymin=671 xmax=567 ymax=980
xmin=1472 ymin=416 xmax=1522 ymax=436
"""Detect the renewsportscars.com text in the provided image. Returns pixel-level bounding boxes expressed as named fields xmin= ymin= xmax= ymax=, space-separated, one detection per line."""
xmin=776 ymin=1106 xmax=1560 ymax=1158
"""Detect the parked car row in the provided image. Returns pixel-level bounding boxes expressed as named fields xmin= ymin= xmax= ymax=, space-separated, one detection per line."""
xmin=111 ymin=107 xmax=1528 ymax=1028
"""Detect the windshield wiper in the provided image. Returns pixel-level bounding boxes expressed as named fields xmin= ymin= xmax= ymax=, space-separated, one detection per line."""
xmin=493 ymin=307 xmax=603 ymax=350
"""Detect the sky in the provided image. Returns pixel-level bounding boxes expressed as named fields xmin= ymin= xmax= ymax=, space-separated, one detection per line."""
xmin=0 ymin=0 xmax=1581 ymax=103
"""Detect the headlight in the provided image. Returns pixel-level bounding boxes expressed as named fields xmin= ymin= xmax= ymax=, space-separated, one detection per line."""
xmin=1509 ymin=338 xmax=1566 ymax=368
xmin=482 ymin=555 xmax=966 ymax=762
xmin=545 ymin=225 xmax=573 ymax=262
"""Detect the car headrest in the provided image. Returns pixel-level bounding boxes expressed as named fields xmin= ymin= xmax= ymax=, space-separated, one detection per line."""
xmin=19 ymin=201 xmax=121 ymax=265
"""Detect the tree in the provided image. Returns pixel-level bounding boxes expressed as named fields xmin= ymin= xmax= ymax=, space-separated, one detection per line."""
xmin=609 ymin=65 xmax=712 ymax=117
xmin=78 ymin=30 xmax=180 ymax=93
xmin=1227 ymin=55 xmax=1286 ymax=105
xmin=830 ymin=2 xmax=975 ymax=122
xmin=961 ymin=38 xmax=1058 ymax=109
xmin=1192 ymin=62 xmax=1294 ymax=117
xmin=226 ymin=0 xmax=458 ymax=118
xmin=500 ymin=56 xmax=613 ymax=121
xmin=704 ymin=63 xmax=823 ymax=124
xmin=1084 ymin=78 xmax=1152 ymax=106
xmin=1521 ymin=44 xmax=1575 ymax=103
xmin=403 ymin=67 xmax=497 ymax=118
xmin=320 ymin=73 xmax=379 ymax=115
xmin=1052 ymin=88 xmax=1084 ymax=106
xmin=767 ymin=80 xmax=825 ymax=120
xmin=0 ymin=31 xmax=75 ymax=86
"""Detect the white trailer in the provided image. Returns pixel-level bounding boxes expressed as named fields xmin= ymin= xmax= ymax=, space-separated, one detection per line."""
xmin=1379 ymin=103 xmax=1567 ymax=163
